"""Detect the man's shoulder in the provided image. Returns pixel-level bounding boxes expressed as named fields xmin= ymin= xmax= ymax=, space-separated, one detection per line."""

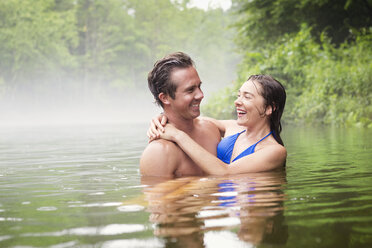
xmin=194 ymin=118 xmax=221 ymax=137
xmin=140 ymin=139 xmax=181 ymax=177
xmin=141 ymin=139 xmax=181 ymax=161
xmin=194 ymin=117 xmax=218 ymax=131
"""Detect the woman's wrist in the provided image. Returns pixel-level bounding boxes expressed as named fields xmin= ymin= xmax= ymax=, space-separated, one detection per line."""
xmin=174 ymin=130 xmax=186 ymax=143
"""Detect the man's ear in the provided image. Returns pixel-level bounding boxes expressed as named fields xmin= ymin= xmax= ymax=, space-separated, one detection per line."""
xmin=159 ymin=92 xmax=170 ymax=105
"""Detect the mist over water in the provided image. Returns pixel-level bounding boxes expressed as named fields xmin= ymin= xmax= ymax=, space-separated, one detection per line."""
xmin=0 ymin=89 xmax=160 ymax=126
xmin=0 ymin=56 xmax=238 ymax=127
xmin=0 ymin=0 xmax=239 ymax=127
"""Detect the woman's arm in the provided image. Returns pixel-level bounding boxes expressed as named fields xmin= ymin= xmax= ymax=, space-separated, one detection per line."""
xmin=198 ymin=117 xmax=235 ymax=137
xmin=161 ymin=124 xmax=287 ymax=175
xmin=147 ymin=114 xmax=241 ymax=141
xmin=199 ymin=117 xmax=245 ymax=137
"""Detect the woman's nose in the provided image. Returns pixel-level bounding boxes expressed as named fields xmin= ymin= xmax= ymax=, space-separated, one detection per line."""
xmin=234 ymin=97 xmax=241 ymax=106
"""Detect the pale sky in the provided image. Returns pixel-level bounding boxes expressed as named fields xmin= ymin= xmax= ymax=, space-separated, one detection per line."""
xmin=188 ymin=0 xmax=232 ymax=11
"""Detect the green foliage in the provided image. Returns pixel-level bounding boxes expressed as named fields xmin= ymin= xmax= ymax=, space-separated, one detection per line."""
xmin=204 ymin=26 xmax=372 ymax=127
xmin=232 ymin=0 xmax=372 ymax=49
xmin=74 ymin=0 xmax=139 ymax=91
xmin=0 ymin=0 xmax=237 ymax=106
xmin=0 ymin=0 xmax=77 ymax=89
xmin=202 ymin=84 xmax=237 ymax=119
xmin=205 ymin=0 xmax=372 ymax=127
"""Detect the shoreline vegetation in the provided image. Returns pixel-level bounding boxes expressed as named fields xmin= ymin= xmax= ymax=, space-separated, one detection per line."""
xmin=0 ymin=0 xmax=371 ymax=127
xmin=203 ymin=26 xmax=372 ymax=128
xmin=203 ymin=0 xmax=372 ymax=128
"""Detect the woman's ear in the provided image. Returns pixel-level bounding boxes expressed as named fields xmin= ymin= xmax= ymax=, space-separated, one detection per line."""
xmin=265 ymin=105 xmax=273 ymax=116
xmin=159 ymin=92 xmax=170 ymax=105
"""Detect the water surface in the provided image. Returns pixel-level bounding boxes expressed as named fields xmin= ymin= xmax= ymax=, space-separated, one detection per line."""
xmin=0 ymin=124 xmax=371 ymax=247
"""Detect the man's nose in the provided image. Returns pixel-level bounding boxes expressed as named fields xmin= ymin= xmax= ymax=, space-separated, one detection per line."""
xmin=195 ymin=88 xmax=204 ymax=100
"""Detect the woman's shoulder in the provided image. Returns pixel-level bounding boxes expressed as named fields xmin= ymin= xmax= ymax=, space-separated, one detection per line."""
xmin=257 ymin=141 xmax=287 ymax=159
xmin=223 ymin=121 xmax=245 ymax=137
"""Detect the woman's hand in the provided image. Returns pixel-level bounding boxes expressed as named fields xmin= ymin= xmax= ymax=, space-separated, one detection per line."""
xmin=159 ymin=124 xmax=181 ymax=142
xmin=147 ymin=114 xmax=168 ymax=142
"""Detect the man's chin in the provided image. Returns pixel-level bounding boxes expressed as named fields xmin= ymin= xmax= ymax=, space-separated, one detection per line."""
xmin=191 ymin=111 xmax=200 ymax=119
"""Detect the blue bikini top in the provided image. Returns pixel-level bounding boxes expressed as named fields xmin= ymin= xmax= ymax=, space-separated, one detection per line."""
xmin=217 ymin=130 xmax=272 ymax=164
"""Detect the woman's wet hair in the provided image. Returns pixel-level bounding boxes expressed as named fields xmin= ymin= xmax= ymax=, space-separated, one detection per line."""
xmin=248 ymin=75 xmax=286 ymax=146
xmin=148 ymin=52 xmax=194 ymax=107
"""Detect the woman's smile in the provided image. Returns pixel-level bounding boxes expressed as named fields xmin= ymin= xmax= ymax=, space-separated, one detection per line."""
xmin=236 ymin=108 xmax=247 ymax=118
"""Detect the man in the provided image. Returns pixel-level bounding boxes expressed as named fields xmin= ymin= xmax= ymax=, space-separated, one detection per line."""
xmin=140 ymin=52 xmax=221 ymax=178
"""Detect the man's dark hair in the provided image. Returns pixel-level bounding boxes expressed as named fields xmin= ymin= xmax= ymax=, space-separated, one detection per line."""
xmin=148 ymin=52 xmax=194 ymax=107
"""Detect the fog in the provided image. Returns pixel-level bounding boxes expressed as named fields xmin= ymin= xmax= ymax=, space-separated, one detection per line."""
xmin=0 ymin=55 xmax=239 ymax=127
xmin=0 ymin=0 xmax=239 ymax=127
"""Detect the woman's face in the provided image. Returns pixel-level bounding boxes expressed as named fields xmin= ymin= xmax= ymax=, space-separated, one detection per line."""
xmin=234 ymin=80 xmax=268 ymax=126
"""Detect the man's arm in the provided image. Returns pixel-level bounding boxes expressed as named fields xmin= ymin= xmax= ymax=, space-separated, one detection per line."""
xmin=140 ymin=140 xmax=178 ymax=178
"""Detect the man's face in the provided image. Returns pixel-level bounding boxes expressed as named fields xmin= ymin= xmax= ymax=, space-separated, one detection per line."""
xmin=167 ymin=66 xmax=204 ymax=120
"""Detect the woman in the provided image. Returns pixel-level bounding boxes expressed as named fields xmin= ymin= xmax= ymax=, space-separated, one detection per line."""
xmin=148 ymin=75 xmax=287 ymax=175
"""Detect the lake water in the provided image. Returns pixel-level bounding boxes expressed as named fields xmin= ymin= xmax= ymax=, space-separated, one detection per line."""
xmin=0 ymin=123 xmax=371 ymax=248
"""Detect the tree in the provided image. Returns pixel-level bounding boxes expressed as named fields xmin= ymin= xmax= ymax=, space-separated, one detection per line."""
xmin=0 ymin=0 xmax=77 ymax=100
xmin=232 ymin=0 xmax=372 ymax=50
xmin=74 ymin=0 xmax=139 ymax=98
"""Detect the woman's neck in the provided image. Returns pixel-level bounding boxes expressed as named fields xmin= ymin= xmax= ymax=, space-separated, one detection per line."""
xmin=243 ymin=121 xmax=271 ymax=140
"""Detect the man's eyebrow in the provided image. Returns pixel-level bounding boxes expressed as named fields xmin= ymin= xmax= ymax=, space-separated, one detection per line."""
xmin=185 ymin=82 xmax=202 ymax=91
xmin=184 ymin=85 xmax=196 ymax=91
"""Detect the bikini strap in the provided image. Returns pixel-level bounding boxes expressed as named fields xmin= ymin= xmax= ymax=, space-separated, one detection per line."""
xmin=254 ymin=131 xmax=272 ymax=146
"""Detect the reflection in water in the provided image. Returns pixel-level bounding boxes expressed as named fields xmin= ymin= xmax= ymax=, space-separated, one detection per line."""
xmin=1 ymin=125 xmax=371 ymax=247
xmin=142 ymin=171 xmax=288 ymax=247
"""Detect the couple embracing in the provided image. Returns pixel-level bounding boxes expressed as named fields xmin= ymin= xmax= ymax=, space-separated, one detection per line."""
xmin=140 ymin=52 xmax=286 ymax=178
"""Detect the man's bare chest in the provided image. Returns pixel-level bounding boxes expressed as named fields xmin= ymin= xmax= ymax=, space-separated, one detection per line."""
xmin=174 ymin=152 xmax=205 ymax=177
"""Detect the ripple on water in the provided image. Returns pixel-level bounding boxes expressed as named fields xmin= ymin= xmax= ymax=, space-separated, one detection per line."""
xmin=204 ymin=231 xmax=252 ymax=248
xmin=37 ymin=206 xmax=57 ymax=211
xmin=69 ymin=202 xmax=122 ymax=208
xmin=117 ymin=205 xmax=145 ymax=212
xmin=22 ymin=224 xmax=146 ymax=237
xmin=204 ymin=216 xmax=241 ymax=228
xmin=88 ymin=192 xmax=105 ymax=195
xmin=0 ymin=217 xmax=23 ymax=221
xmin=0 ymin=235 xmax=13 ymax=242
xmin=101 ymin=238 xmax=164 ymax=248
xmin=212 ymin=191 xmax=239 ymax=197
xmin=48 ymin=241 xmax=78 ymax=248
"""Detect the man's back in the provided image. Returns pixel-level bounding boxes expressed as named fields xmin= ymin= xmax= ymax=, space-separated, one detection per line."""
xmin=140 ymin=119 xmax=220 ymax=178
